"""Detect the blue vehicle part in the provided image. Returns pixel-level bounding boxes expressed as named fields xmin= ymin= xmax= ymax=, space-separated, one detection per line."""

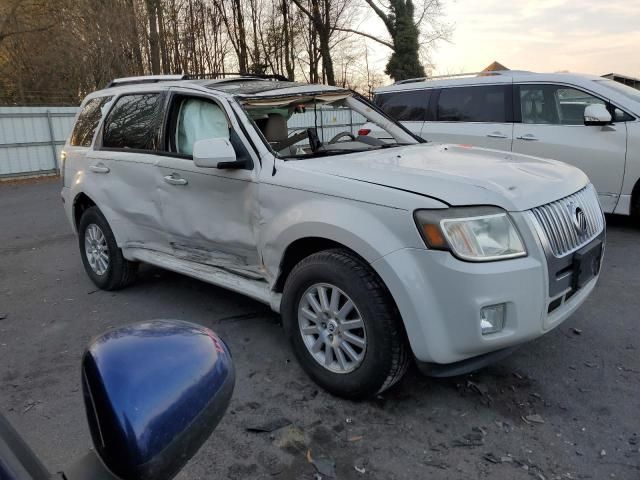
xmin=80 ymin=319 xmax=235 ymax=480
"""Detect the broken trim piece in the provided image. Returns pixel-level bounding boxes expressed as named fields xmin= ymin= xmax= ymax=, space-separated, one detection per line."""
xmin=124 ymin=247 xmax=281 ymax=312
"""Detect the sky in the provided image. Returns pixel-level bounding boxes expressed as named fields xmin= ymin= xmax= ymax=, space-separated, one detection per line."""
xmin=366 ymin=0 xmax=640 ymax=79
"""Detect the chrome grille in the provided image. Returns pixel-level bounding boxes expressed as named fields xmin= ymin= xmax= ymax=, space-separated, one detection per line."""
xmin=529 ymin=185 xmax=604 ymax=257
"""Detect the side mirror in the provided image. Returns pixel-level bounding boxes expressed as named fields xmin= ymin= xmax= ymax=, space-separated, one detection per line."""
xmin=584 ymin=104 xmax=612 ymax=126
xmin=193 ymin=138 xmax=239 ymax=169
xmin=78 ymin=320 xmax=235 ymax=480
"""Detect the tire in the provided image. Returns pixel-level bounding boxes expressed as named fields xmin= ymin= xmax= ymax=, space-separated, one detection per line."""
xmin=281 ymin=248 xmax=409 ymax=400
xmin=632 ymin=194 xmax=640 ymax=224
xmin=78 ymin=206 xmax=138 ymax=290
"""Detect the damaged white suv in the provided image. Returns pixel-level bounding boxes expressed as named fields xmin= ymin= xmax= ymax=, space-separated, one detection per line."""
xmin=61 ymin=75 xmax=605 ymax=399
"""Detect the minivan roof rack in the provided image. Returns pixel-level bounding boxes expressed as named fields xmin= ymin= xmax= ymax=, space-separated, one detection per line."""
xmin=106 ymin=74 xmax=187 ymax=88
xmin=394 ymin=70 xmax=531 ymax=85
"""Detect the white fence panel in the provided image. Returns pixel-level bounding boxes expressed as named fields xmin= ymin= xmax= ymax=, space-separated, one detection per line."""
xmin=286 ymin=107 xmax=367 ymax=144
xmin=0 ymin=106 xmax=78 ymax=177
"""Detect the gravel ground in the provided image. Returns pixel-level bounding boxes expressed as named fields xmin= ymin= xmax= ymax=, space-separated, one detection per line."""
xmin=0 ymin=177 xmax=639 ymax=480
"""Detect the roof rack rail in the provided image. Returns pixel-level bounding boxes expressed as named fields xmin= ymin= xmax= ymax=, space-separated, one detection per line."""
xmin=394 ymin=70 xmax=529 ymax=85
xmin=186 ymin=72 xmax=290 ymax=82
xmin=105 ymin=72 xmax=291 ymax=89
xmin=106 ymin=74 xmax=187 ymax=88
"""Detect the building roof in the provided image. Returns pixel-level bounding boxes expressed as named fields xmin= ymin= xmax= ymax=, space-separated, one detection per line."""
xmin=602 ymin=72 xmax=640 ymax=82
xmin=482 ymin=61 xmax=509 ymax=72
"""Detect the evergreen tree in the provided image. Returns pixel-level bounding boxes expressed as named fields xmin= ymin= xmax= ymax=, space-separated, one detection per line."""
xmin=384 ymin=0 xmax=425 ymax=80
xmin=360 ymin=0 xmax=449 ymax=82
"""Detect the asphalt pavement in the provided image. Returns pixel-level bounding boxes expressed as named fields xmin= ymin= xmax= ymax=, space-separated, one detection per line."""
xmin=0 ymin=177 xmax=639 ymax=479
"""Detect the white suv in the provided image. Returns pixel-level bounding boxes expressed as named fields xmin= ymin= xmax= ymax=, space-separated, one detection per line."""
xmin=367 ymin=70 xmax=640 ymax=217
xmin=61 ymin=75 xmax=604 ymax=399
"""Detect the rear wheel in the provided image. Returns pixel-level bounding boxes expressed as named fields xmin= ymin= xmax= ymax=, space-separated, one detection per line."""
xmin=78 ymin=207 xmax=137 ymax=290
xmin=281 ymin=249 xmax=409 ymax=399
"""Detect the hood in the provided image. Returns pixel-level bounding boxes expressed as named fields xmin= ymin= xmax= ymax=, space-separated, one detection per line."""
xmin=291 ymin=144 xmax=589 ymax=211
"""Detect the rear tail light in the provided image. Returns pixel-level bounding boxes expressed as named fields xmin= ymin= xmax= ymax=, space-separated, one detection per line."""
xmin=357 ymin=128 xmax=371 ymax=136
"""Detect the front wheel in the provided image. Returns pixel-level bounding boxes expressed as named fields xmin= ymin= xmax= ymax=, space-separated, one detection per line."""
xmin=281 ymin=249 xmax=409 ymax=399
xmin=78 ymin=206 xmax=138 ymax=290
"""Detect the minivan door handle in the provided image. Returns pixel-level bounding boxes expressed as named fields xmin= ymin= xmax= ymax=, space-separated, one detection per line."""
xmin=89 ymin=164 xmax=110 ymax=174
xmin=487 ymin=132 xmax=508 ymax=139
xmin=516 ymin=134 xmax=539 ymax=141
xmin=163 ymin=174 xmax=188 ymax=186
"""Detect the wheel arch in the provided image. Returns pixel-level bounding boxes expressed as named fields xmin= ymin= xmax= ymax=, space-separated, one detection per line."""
xmin=72 ymin=192 xmax=125 ymax=246
xmin=271 ymin=235 xmax=412 ymax=351
xmin=273 ymin=236 xmax=367 ymax=293
xmin=73 ymin=192 xmax=97 ymax=230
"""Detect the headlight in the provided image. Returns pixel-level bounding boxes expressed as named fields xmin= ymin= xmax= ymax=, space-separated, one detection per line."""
xmin=414 ymin=207 xmax=527 ymax=261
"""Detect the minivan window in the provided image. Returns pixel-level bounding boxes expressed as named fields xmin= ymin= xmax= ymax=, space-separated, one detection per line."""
xmin=103 ymin=93 xmax=164 ymax=150
xmin=437 ymin=85 xmax=508 ymax=123
xmin=519 ymin=85 xmax=605 ymax=125
xmin=70 ymin=96 xmax=113 ymax=147
xmin=375 ymin=90 xmax=429 ymax=122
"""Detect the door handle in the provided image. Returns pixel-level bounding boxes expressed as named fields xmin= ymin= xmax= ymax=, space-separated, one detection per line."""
xmin=487 ymin=132 xmax=508 ymax=139
xmin=164 ymin=174 xmax=188 ymax=186
xmin=89 ymin=164 xmax=110 ymax=174
xmin=516 ymin=134 xmax=539 ymax=141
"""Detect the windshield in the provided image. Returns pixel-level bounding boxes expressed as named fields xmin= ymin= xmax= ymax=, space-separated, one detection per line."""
xmin=239 ymin=92 xmax=419 ymax=158
xmin=594 ymin=79 xmax=640 ymax=103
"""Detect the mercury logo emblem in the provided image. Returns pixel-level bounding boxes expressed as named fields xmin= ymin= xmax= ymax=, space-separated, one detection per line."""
xmin=569 ymin=203 xmax=588 ymax=235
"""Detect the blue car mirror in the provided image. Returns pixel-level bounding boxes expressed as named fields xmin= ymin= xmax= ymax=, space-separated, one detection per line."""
xmin=77 ymin=320 xmax=235 ymax=480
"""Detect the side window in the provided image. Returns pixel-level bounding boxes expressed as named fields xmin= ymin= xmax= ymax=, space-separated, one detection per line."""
xmin=613 ymin=107 xmax=634 ymax=122
xmin=175 ymin=98 xmax=229 ymax=155
xmin=165 ymin=95 xmax=251 ymax=165
xmin=519 ymin=85 xmax=605 ymax=125
xmin=437 ymin=85 xmax=508 ymax=122
xmin=70 ymin=96 xmax=113 ymax=147
xmin=103 ymin=93 xmax=164 ymax=150
xmin=375 ymin=90 xmax=429 ymax=121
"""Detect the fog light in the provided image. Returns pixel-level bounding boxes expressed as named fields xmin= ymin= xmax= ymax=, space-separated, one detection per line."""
xmin=480 ymin=304 xmax=506 ymax=335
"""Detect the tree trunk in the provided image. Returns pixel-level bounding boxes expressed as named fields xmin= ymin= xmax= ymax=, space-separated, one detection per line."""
xmin=292 ymin=0 xmax=335 ymax=85
xmin=232 ymin=0 xmax=249 ymax=73
xmin=156 ymin=0 xmax=169 ymax=73
xmin=282 ymin=0 xmax=295 ymax=80
xmin=145 ymin=0 xmax=160 ymax=74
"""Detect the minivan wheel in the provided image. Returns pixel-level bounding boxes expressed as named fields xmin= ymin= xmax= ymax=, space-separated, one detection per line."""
xmin=78 ymin=207 xmax=138 ymax=290
xmin=281 ymin=249 xmax=409 ymax=400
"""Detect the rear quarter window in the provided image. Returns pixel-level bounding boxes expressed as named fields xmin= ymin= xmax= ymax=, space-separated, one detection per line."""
xmin=374 ymin=90 xmax=429 ymax=122
xmin=70 ymin=96 xmax=113 ymax=147
xmin=102 ymin=93 xmax=164 ymax=150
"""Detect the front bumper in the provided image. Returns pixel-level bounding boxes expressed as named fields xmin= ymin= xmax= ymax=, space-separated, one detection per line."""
xmin=371 ymin=212 xmax=602 ymax=365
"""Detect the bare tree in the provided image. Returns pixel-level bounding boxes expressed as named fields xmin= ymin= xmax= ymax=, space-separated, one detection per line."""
xmin=0 ymin=0 xmax=57 ymax=46
xmin=0 ymin=0 xmax=451 ymax=105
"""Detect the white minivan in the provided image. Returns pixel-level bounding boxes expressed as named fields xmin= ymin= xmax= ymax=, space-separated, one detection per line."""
xmin=367 ymin=71 xmax=640 ymax=217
